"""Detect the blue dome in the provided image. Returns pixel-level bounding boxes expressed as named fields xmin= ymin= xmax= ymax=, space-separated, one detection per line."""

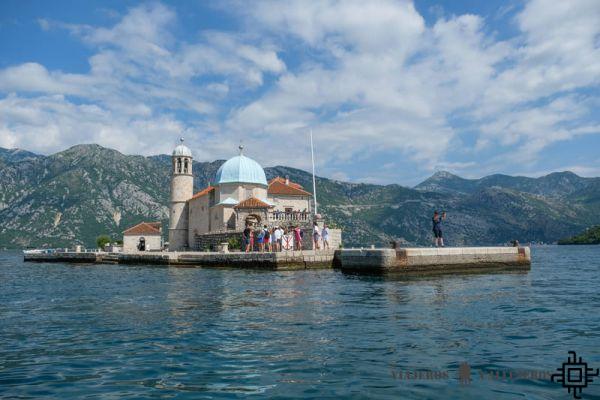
xmin=215 ymin=154 xmax=267 ymax=186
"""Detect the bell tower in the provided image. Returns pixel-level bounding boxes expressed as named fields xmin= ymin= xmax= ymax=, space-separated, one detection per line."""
xmin=169 ymin=138 xmax=193 ymax=251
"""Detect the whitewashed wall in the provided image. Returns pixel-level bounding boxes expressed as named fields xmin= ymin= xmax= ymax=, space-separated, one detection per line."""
xmin=123 ymin=235 xmax=162 ymax=252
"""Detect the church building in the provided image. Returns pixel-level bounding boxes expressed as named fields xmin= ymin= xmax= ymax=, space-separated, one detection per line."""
xmin=168 ymin=140 xmax=316 ymax=251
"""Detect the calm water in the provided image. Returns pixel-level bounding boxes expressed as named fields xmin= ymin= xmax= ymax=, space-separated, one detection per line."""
xmin=1 ymin=247 xmax=599 ymax=399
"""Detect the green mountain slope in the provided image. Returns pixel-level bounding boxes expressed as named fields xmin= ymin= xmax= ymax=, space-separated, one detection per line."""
xmin=558 ymin=226 xmax=600 ymax=245
xmin=1 ymin=144 xmax=600 ymax=249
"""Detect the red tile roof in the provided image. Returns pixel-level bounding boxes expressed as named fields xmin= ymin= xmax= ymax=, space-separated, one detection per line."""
xmin=234 ymin=197 xmax=272 ymax=209
xmin=123 ymin=222 xmax=162 ymax=236
xmin=147 ymin=222 xmax=161 ymax=230
xmin=268 ymin=178 xmax=312 ymax=196
xmin=189 ymin=186 xmax=215 ymax=201
xmin=269 ymin=176 xmax=304 ymax=189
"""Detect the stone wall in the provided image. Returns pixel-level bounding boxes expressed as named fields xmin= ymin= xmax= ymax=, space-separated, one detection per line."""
xmin=323 ymin=228 xmax=342 ymax=250
xmin=194 ymin=231 xmax=243 ymax=252
xmin=234 ymin=209 xmax=270 ymax=230
xmin=188 ymin=194 xmax=210 ymax=240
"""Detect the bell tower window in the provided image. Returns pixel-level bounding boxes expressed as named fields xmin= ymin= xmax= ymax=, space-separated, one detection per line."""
xmin=184 ymin=158 xmax=189 ymax=174
xmin=176 ymin=158 xmax=182 ymax=174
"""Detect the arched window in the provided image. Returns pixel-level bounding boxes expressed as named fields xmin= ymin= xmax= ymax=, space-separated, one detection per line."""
xmin=184 ymin=158 xmax=189 ymax=174
xmin=177 ymin=158 xmax=182 ymax=173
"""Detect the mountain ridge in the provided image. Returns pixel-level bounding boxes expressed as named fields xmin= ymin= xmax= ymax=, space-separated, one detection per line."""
xmin=1 ymin=144 xmax=599 ymax=249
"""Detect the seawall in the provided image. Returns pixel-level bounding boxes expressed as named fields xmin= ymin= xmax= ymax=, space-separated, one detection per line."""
xmin=24 ymin=246 xmax=530 ymax=274
xmin=24 ymin=250 xmax=338 ymax=270
xmin=339 ymin=247 xmax=531 ymax=274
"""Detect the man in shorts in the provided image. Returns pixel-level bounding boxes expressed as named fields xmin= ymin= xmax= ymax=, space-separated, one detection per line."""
xmin=432 ymin=211 xmax=446 ymax=247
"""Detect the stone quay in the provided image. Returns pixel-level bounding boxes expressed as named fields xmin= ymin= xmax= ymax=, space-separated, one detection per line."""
xmin=23 ymin=246 xmax=530 ymax=275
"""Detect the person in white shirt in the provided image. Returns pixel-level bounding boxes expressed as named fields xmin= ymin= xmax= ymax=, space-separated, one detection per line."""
xmin=322 ymin=224 xmax=330 ymax=249
xmin=273 ymin=226 xmax=284 ymax=252
xmin=313 ymin=222 xmax=321 ymax=250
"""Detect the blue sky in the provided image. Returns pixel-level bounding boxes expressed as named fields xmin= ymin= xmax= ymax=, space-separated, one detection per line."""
xmin=0 ymin=0 xmax=599 ymax=185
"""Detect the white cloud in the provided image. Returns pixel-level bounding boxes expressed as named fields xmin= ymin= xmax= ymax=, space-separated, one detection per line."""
xmin=230 ymin=0 xmax=599 ymax=171
xmin=0 ymin=0 xmax=599 ymax=182
xmin=0 ymin=3 xmax=288 ymax=156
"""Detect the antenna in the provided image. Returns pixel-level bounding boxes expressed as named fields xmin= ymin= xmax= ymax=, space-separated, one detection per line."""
xmin=310 ymin=129 xmax=318 ymax=215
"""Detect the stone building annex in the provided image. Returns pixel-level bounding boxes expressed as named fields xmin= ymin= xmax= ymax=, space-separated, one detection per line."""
xmin=124 ymin=139 xmax=340 ymax=252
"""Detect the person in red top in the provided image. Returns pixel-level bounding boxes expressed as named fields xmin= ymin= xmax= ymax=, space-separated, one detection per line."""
xmin=294 ymin=226 xmax=303 ymax=250
xmin=263 ymin=225 xmax=271 ymax=252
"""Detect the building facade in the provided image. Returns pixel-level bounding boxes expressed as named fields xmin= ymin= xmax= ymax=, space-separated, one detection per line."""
xmin=124 ymin=141 xmax=341 ymax=252
xmin=186 ymin=146 xmax=316 ymax=250
xmin=123 ymin=222 xmax=163 ymax=252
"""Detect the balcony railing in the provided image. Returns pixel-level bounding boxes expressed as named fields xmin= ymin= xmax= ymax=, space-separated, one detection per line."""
xmin=268 ymin=211 xmax=311 ymax=222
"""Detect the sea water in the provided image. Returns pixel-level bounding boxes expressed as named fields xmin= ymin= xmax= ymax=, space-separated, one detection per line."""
xmin=1 ymin=246 xmax=599 ymax=399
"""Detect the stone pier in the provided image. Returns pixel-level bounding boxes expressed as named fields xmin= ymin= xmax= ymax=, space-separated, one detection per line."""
xmin=338 ymin=247 xmax=531 ymax=274
xmin=24 ymin=246 xmax=530 ymax=275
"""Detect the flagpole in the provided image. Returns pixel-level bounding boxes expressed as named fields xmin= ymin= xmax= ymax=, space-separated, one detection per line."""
xmin=310 ymin=129 xmax=318 ymax=215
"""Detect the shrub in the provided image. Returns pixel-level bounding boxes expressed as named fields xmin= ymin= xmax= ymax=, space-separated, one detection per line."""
xmin=228 ymin=236 xmax=241 ymax=251
xmin=96 ymin=235 xmax=111 ymax=249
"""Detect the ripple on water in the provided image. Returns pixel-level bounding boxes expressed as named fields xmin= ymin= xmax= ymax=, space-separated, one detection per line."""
xmin=1 ymin=247 xmax=600 ymax=399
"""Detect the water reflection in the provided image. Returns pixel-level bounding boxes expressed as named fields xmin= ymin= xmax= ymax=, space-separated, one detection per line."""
xmin=1 ymin=247 xmax=599 ymax=399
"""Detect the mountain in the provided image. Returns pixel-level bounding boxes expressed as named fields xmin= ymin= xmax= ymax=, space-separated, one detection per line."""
xmin=414 ymin=171 xmax=478 ymax=194
xmin=1 ymin=144 xmax=600 ymax=249
xmin=558 ymin=226 xmax=600 ymax=245
xmin=0 ymin=148 xmax=42 ymax=163
xmin=415 ymin=170 xmax=596 ymax=198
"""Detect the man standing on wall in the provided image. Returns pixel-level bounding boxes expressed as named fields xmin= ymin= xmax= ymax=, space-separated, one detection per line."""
xmin=432 ymin=211 xmax=446 ymax=247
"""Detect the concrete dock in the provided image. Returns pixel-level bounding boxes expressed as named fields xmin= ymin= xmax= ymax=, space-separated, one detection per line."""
xmin=23 ymin=246 xmax=530 ymax=275
xmin=339 ymin=247 xmax=530 ymax=274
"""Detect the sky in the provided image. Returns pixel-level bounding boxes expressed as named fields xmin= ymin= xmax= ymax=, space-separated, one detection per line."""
xmin=0 ymin=0 xmax=599 ymax=185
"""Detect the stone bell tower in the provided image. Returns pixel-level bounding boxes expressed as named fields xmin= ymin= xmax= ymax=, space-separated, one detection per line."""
xmin=169 ymin=138 xmax=193 ymax=251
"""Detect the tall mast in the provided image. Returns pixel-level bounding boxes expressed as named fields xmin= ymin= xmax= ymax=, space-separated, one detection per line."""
xmin=310 ymin=129 xmax=318 ymax=215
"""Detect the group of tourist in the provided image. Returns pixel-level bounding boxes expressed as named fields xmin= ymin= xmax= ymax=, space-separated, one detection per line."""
xmin=242 ymin=223 xmax=330 ymax=252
